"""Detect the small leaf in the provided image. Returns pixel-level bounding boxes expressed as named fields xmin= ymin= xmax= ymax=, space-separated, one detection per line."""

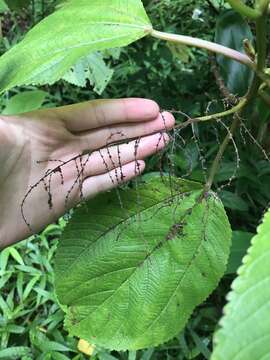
xmin=0 ymin=347 xmax=31 ymax=359
xmin=167 ymin=43 xmax=193 ymax=63
xmin=63 ymin=52 xmax=114 ymax=95
xmin=51 ymin=352 xmax=71 ymax=360
xmin=30 ymin=329 xmax=72 ymax=353
xmin=8 ymin=248 xmax=24 ymax=265
xmin=215 ymin=10 xmax=254 ymax=96
xmin=212 ymin=209 xmax=270 ymax=360
xmin=55 ymin=177 xmax=231 ymax=350
xmin=0 ymin=248 xmax=10 ymax=271
xmin=0 ymin=0 xmax=152 ymax=93
xmin=23 ymin=276 xmax=40 ymax=301
xmin=3 ymin=90 xmax=48 ymax=115
xmin=219 ymin=190 xmax=249 ymax=212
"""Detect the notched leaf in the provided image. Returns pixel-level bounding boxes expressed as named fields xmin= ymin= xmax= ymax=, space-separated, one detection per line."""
xmin=0 ymin=0 xmax=152 ymax=93
xmin=55 ymin=177 xmax=231 ymax=350
xmin=212 ymin=209 xmax=270 ymax=360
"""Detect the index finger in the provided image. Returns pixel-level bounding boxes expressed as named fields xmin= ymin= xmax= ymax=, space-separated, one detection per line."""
xmin=52 ymin=98 xmax=160 ymax=132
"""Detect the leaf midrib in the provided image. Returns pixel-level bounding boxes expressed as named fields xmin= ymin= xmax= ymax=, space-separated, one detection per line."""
xmin=58 ymin=189 xmax=197 ymax=275
xmin=135 ymin=198 xmax=212 ymax=342
xmin=68 ymin=195 xmax=211 ymax=342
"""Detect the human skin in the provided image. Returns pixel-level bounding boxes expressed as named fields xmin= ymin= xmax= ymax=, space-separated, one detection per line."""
xmin=0 ymin=98 xmax=175 ymax=248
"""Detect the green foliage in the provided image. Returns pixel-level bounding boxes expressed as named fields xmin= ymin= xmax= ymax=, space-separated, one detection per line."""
xmin=0 ymin=0 xmax=8 ymax=12
xmin=4 ymin=0 xmax=31 ymax=10
xmin=0 ymin=0 xmax=151 ymax=93
xmin=0 ymin=223 xmax=83 ymax=358
xmin=212 ymin=209 xmax=270 ymax=360
xmin=1 ymin=0 xmax=270 ymax=358
xmin=226 ymin=231 xmax=253 ymax=274
xmin=219 ymin=190 xmax=249 ymax=212
xmin=215 ymin=10 xmax=254 ymax=96
xmin=62 ymin=52 xmax=114 ymax=95
xmin=55 ymin=177 xmax=232 ymax=350
xmin=2 ymin=90 xmax=48 ymax=115
xmin=0 ymin=219 xmax=229 ymax=359
xmin=0 ymin=346 xmax=31 ymax=359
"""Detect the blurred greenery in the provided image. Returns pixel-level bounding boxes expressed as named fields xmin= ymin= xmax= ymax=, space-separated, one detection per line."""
xmin=0 ymin=0 xmax=270 ymax=358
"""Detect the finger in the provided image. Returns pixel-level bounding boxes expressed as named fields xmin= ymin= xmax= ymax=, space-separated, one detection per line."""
xmin=81 ymin=160 xmax=145 ymax=199
xmin=78 ymin=111 xmax=175 ymax=151
xmin=53 ymin=98 xmax=160 ymax=132
xmin=64 ymin=133 xmax=169 ymax=180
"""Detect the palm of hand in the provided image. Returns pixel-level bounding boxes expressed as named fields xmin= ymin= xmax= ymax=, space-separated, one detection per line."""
xmin=0 ymin=99 xmax=174 ymax=247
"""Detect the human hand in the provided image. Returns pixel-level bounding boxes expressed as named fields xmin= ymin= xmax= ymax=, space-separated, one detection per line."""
xmin=0 ymin=98 xmax=174 ymax=248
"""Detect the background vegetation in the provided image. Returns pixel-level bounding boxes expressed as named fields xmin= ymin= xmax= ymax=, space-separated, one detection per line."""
xmin=0 ymin=0 xmax=269 ymax=358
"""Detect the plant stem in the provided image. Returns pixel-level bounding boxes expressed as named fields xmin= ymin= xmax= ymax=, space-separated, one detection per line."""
xmin=246 ymin=3 xmax=268 ymax=100
xmin=174 ymin=98 xmax=247 ymax=129
xmin=255 ymin=12 xmax=267 ymax=70
xmin=226 ymin=0 xmax=261 ymax=19
xmin=204 ymin=1 xmax=269 ymax=191
xmin=257 ymin=0 xmax=270 ymax=13
xmin=151 ymin=30 xmax=255 ymax=68
xmin=254 ymin=70 xmax=270 ymax=90
xmin=196 ymin=99 xmax=247 ymax=122
xmin=205 ymin=114 xmax=241 ymax=192
xmin=259 ymin=89 xmax=270 ymax=106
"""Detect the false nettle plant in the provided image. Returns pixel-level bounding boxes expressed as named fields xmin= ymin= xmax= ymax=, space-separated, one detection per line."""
xmin=1 ymin=0 xmax=270 ymax=357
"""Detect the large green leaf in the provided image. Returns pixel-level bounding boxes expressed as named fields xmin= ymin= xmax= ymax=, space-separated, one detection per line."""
xmin=212 ymin=209 xmax=270 ymax=360
xmin=0 ymin=0 xmax=152 ymax=93
xmin=215 ymin=10 xmax=254 ymax=96
xmin=55 ymin=177 xmax=231 ymax=350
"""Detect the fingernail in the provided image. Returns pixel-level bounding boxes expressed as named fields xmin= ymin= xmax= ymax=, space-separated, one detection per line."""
xmin=161 ymin=111 xmax=175 ymax=129
xmin=163 ymin=133 xmax=170 ymax=144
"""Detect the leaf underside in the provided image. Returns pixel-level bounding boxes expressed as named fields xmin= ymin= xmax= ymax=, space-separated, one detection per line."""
xmin=0 ymin=0 xmax=151 ymax=93
xmin=55 ymin=177 xmax=231 ymax=351
xmin=212 ymin=209 xmax=270 ymax=360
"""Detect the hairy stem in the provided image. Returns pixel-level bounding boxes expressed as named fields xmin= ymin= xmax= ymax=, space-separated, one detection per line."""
xmin=151 ymin=30 xmax=255 ymax=68
xmin=174 ymin=98 xmax=247 ymax=129
xmin=226 ymin=0 xmax=261 ymax=19
xmin=196 ymin=99 xmax=247 ymax=122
